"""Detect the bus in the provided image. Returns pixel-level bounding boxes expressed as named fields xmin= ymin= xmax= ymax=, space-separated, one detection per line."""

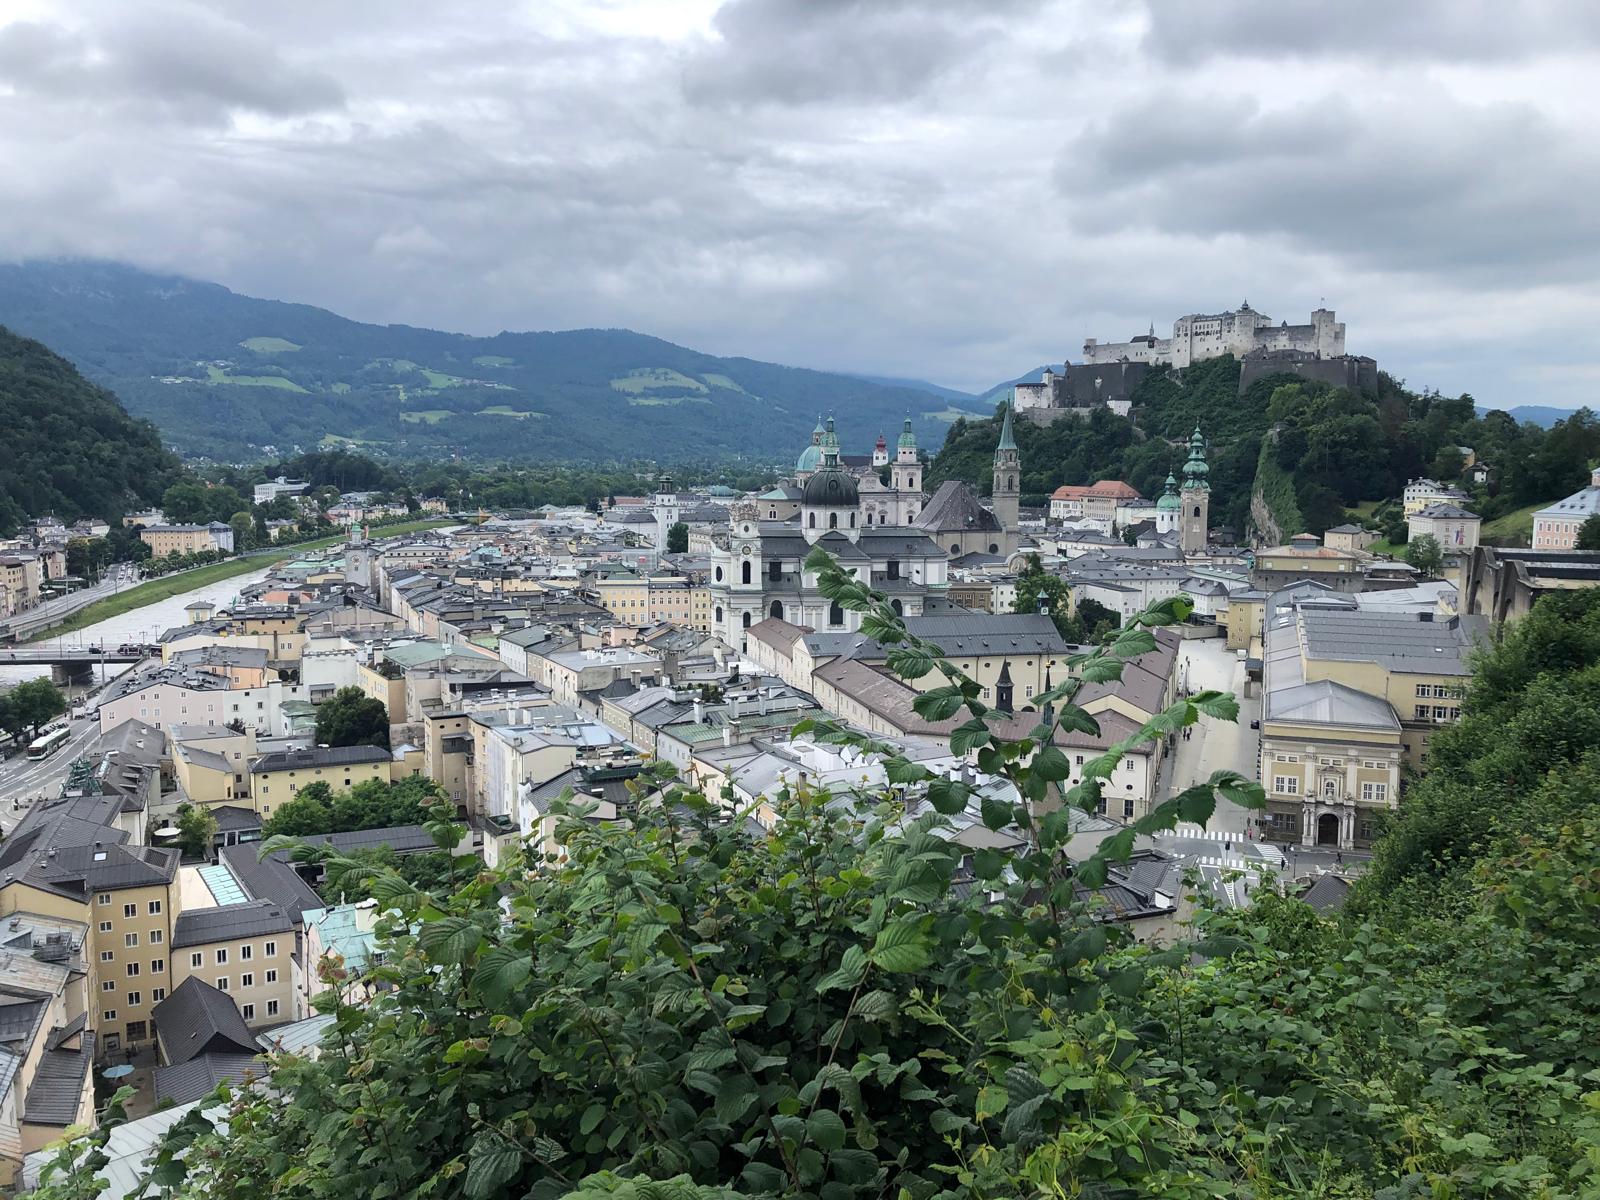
xmin=27 ymin=728 xmax=71 ymax=760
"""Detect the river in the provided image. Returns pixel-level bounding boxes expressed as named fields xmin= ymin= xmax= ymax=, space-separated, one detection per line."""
xmin=0 ymin=565 xmax=277 ymax=693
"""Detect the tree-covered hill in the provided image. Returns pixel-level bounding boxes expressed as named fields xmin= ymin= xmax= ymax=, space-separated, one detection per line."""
xmin=929 ymin=356 xmax=1600 ymax=539
xmin=0 ymin=324 xmax=181 ymax=534
xmin=0 ymin=260 xmax=987 ymax=464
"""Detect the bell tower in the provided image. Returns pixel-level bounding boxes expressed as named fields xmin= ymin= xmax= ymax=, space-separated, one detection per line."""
xmin=991 ymin=401 xmax=1020 ymax=542
xmin=1179 ymin=426 xmax=1210 ymax=554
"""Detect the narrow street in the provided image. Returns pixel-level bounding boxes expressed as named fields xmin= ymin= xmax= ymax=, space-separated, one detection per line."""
xmin=0 ymin=713 xmax=103 ymax=833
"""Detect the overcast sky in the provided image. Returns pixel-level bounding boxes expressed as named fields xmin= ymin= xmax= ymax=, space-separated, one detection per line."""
xmin=1 ymin=0 xmax=1596 ymax=407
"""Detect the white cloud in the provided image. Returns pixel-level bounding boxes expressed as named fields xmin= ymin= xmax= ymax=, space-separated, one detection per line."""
xmin=0 ymin=0 xmax=1596 ymax=410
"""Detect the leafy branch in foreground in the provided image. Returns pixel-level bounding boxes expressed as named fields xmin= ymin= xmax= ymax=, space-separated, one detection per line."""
xmin=795 ymin=543 xmax=1264 ymax=895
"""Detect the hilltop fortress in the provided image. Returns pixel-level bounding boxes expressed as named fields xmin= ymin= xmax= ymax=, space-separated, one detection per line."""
xmin=1014 ymin=302 xmax=1377 ymax=421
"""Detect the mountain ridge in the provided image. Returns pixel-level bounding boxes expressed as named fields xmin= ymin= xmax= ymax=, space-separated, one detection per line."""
xmin=0 ymin=260 xmax=990 ymax=463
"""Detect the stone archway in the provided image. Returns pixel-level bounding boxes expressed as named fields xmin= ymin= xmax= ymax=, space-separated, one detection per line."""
xmin=1316 ymin=812 xmax=1340 ymax=846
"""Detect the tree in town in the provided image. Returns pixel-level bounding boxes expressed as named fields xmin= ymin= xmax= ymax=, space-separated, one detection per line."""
xmin=0 ymin=678 xmax=67 ymax=740
xmin=314 ymin=686 xmax=390 ymax=749
xmin=1577 ymin=513 xmax=1600 ymax=551
xmin=261 ymin=776 xmax=441 ymax=838
xmin=173 ymin=803 xmax=218 ymax=860
xmin=1405 ymin=532 xmax=1446 ymax=577
xmin=65 ymin=537 xmax=112 ymax=581
xmin=666 ymin=521 xmax=689 ymax=554
xmin=228 ymin=510 xmax=255 ymax=552
xmin=1012 ymin=553 xmax=1086 ymax=642
xmin=1075 ymin=596 xmax=1121 ymax=641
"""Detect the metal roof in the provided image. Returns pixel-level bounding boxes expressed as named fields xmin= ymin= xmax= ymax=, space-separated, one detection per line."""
xmin=172 ymin=899 xmax=294 ymax=949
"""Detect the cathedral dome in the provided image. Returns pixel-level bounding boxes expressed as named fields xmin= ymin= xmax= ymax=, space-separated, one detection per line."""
xmin=796 ymin=443 xmax=822 ymax=473
xmin=802 ymin=468 xmax=859 ymax=508
xmin=1156 ymin=473 xmax=1181 ymax=511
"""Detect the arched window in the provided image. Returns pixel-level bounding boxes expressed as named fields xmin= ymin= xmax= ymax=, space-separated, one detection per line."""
xmin=950 ymin=543 xmax=960 ymax=555
xmin=829 ymin=513 xmax=838 ymax=530
xmin=1009 ymin=475 xmax=1016 ymax=490
xmin=829 ymin=601 xmax=844 ymax=626
xmin=714 ymin=566 xmax=723 ymax=582
xmin=768 ymin=509 xmax=776 ymax=519
xmin=988 ymin=543 xmax=998 ymax=554
xmin=769 ymin=600 xmax=783 ymax=619
xmin=890 ymin=598 xmax=903 ymax=616
xmin=849 ymin=512 xmax=856 ymax=527
xmin=714 ymin=606 xmax=723 ymax=624
xmin=1193 ymin=505 xmax=1201 ymax=517
xmin=741 ymin=561 xmax=751 ymax=585
xmin=742 ymin=611 xmax=751 ymax=629
xmin=808 ymin=512 xmax=816 ymax=528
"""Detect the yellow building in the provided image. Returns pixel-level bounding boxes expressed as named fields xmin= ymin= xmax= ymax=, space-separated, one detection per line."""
xmin=0 ymin=553 xmax=43 ymax=616
xmin=0 ymin=836 xmax=181 ymax=1059
xmin=1258 ymin=597 xmax=1484 ymax=848
xmin=170 ymin=899 xmax=296 ymax=1028
xmin=139 ymin=523 xmax=234 ymax=558
xmin=595 ymin=572 xmax=703 ymax=629
xmin=249 ymin=745 xmax=394 ymax=819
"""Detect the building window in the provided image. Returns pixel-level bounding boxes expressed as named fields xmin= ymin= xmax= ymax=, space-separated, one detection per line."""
xmin=216 ymin=948 xmax=228 ymax=964
xmin=97 ymin=893 xmax=111 ymax=906
xmin=126 ymin=963 xmax=139 ymax=977
xmin=191 ymin=952 xmax=203 ymax=968
xmin=152 ymin=988 xmax=166 ymax=1003
xmin=102 ymin=980 xmax=117 ymax=992
xmin=127 ymin=991 xmax=141 ymax=1007
xmin=100 ymin=950 xmax=114 ymax=963
xmin=149 ymin=900 xmax=162 ymax=914
xmin=241 ymin=944 xmax=253 ymax=961
xmin=265 ymin=941 xmax=277 ymax=957
xmin=741 ymin=561 xmax=751 ymax=585
xmin=124 ymin=933 xmax=139 ymax=947
xmin=150 ymin=929 xmax=163 ymax=944
xmin=243 ymin=1003 xmax=256 ymax=1021
xmin=217 ymin=977 xmax=229 ymax=991
xmin=242 ymin=972 xmax=254 ymax=988
xmin=267 ymin=999 xmax=279 ymax=1017
xmin=1273 ymin=775 xmax=1300 ymax=795
xmin=1123 ymin=797 xmax=1135 ymax=818
xmin=151 ymin=958 xmax=165 ymax=974
xmin=123 ymin=903 xmax=137 ymax=918
xmin=265 ymin=969 xmax=278 ymax=984
xmin=99 ymin=921 xmax=112 ymax=933
xmin=103 ymin=1010 xmax=117 ymax=1022
xmin=1361 ymin=782 xmax=1390 ymax=803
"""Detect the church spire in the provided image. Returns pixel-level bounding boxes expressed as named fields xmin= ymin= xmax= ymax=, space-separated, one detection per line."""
xmin=997 ymin=399 xmax=1017 ymax=452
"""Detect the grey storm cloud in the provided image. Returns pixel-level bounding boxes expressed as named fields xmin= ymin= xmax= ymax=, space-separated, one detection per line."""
xmin=0 ymin=0 xmax=1597 ymax=410
xmin=1141 ymin=0 xmax=1600 ymax=63
xmin=0 ymin=5 xmax=344 ymax=121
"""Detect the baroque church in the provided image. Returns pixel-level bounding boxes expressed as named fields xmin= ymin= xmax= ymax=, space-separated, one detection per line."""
xmin=706 ymin=408 xmax=1023 ymax=649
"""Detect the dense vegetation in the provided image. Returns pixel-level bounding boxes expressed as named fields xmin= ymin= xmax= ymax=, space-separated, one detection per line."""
xmin=37 ymin=558 xmax=1600 ymax=1199
xmin=0 ymin=261 xmax=984 ymax=464
xmin=928 ymin=355 xmax=1600 ymax=541
xmin=0 ymin=325 xmax=181 ymax=534
xmin=260 ymin=776 xmax=443 ymax=838
xmin=314 ymin=685 xmax=392 ymax=750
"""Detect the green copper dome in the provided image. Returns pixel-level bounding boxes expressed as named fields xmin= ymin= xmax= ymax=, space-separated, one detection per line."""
xmin=1156 ymin=473 xmax=1181 ymax=511
xmin=897 ymin=416 xmax=917 ymax=450
xmin=796 ymin=443 xmax=822 ymax=472
xmin=1181 ymin=425 xmax=1210 ymax=490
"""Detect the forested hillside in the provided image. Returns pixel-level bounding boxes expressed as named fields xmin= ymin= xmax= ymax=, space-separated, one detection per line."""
xmin=0 ymin=325 xmax=180 ymax=534
xmin=0 ymin=261 xmax=985 ymax=464
xmin=929 ymin=355 xmax=1600 ymax=540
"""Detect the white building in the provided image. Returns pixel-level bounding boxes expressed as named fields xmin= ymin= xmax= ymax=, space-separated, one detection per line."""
xmin=1083 ymin=303 xmax=1344 ymax=368
xmin=1532 ymin=468 xmax=1600 ymax=550
xmin=1407 ymin=503 xmax=1481 ymax=554
xmin=252 ymin=477 xmax=309 ymax=505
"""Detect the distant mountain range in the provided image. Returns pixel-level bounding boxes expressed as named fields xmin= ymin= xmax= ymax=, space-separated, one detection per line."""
xmin=0 ymin=261 xmax=991 ymax=464
xmin=1474 ymin=404 xmax=1573 ymax=429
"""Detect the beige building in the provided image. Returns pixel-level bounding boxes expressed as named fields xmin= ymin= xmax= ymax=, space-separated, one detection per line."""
xmin=170 ymin=725 xmax=258 ymax=807
xmin=249 ymin=745 xmax=394 ymax=819
xmin=0 ymin=553 xmax=43 ymax=616
xmin=595 ymin=572 xmax=703 ymax=629
xmin=1322 ymin=524 xmax=1377 ymax=554
xmin=140 ymin=523 xmax=235 ymax=558
xmin=170 ymin=899 xmax=295 ymax=1028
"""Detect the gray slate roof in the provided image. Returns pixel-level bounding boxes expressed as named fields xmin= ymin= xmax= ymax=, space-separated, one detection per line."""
xmin=153 ymin=976 xmax=259 ymax=1066
xmin=914 ymin=481 xmax=1001 ymax=534
xmin=154 ymin=1051 xmax=263 ymax=1106
xmin=251 ymin=744 xmax=391 ymax=773
xmin=24 ymin=1031 xmax=94 ymax=1126
xmin=172 ymin=899 xmax=294 ymax=949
